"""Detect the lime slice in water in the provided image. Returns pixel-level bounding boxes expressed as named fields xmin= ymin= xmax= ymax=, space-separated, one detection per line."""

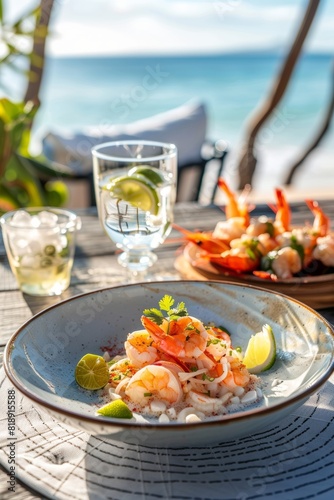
xmin=129 ymin=166 xmax=165 ymax=186
xmin=243 ymin=324 xmax=276 ymax=374
xmin=97 ymin=400 xmax=133 ymax=419
xmin=75 ymin=353 xmax=110 ymax=390
xmin=104 ymin=176 xmax=160 ymax=215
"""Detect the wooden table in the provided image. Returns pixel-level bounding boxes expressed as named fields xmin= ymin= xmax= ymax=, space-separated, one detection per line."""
xmin=1 ymin=201 xmax=334 ymax=499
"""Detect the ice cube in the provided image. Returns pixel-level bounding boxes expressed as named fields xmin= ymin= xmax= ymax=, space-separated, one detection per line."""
xmin=30 ymin=216 xmax=41 ymax=228
xmin=43 ymin=233 xmax=66 ymax=253
xmin=10 ymin=210 xmax=31 ymax=227
xmin=10 ymin=237 xmax=29 ymax=257
xmin=38 ymin=210 xmax=58 ymax=227
xmin=26 ymin=238 xmax=42 ymax=255
xmin=21 ymin=255 xmax=40 ymax=269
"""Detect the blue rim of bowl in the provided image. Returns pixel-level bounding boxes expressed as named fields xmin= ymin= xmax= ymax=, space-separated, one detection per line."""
xmin=3 ymin=280 xmax=334 ymax=432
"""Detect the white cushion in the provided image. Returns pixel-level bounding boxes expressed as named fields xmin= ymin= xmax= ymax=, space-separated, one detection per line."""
xmin=42 ymin=101 xmax=207 ymax=175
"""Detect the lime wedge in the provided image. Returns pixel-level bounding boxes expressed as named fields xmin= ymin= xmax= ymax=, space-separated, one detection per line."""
xmin=243 ymin=324 xmax=276 ymax=374
xmin=75 ymin=353 xmax=110 ymax=390
xmin=104 ymin=176 xmax=159 ymax=215
xmin=129 ymin=166 xmax=165 ymax=186
xmin=97 ymin=400 xmax=133 ymax=419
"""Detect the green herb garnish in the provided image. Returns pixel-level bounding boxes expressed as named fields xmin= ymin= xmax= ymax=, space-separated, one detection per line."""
xmin=143 ymin=294 xmax=188 ymax=326
xmin=290 ymin=235 xmax=305 ymax=262
xmin=207 ymin=338 xmax=221 ymax=347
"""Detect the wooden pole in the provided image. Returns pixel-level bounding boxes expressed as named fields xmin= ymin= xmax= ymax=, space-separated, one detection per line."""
xmin=24 ymin=0 xmax=55 ymax=106
xmin=236 ymin=0 xmax=321 ymax=190
xmin=284 ymin=59 xmax=334 ymax=185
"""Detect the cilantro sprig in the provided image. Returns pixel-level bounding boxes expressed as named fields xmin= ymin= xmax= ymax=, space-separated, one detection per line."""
xmin=143 ymin=295 xmax=188 ymax=326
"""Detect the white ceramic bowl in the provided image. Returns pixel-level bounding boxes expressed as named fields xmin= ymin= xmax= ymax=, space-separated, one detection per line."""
xmin=4 ymin=281 xmax=334 ymax=447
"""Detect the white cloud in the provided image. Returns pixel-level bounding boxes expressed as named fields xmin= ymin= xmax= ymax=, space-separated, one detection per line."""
xmin=5 ymin=0 xmax=334 ymax=57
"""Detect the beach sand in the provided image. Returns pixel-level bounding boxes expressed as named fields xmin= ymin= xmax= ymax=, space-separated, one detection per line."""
xmin=212 ymin=144 xmax=334 ymax=205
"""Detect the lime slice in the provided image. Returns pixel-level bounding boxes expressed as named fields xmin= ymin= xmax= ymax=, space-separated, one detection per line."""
xmin=243 ymin=324 xmax=276 ymax=374
xmin=129 ymin=166 xmax=165 ymax=186
xmin=97 ymin=400 xmax=133 ymax=419
xmin=105 ymin=176 xmax=159 ymax=215
xmin=75 ymin=353 xmax=110 ymax=390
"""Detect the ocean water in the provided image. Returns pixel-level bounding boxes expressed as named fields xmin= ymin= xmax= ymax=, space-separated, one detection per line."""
xmin=6 ymin=52 xmax=334 ymax=192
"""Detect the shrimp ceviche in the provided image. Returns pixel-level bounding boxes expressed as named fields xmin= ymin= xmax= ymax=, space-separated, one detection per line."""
xmin=95 ymin=295 xmax=266 ymax=423
xmin=175 ymin=179 xmax=334 ymax=280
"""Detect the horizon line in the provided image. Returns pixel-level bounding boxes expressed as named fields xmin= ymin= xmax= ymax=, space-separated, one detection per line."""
xmin=47 ymin=49 xmax=334 ymax=60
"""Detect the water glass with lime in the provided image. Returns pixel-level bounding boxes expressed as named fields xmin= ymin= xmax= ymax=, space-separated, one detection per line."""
xmin=92 ymin=141 xmax=177 ymax=274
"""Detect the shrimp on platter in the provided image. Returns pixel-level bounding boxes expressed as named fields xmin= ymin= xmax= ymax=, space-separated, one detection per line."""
xmin=270 ymin=187 xmax=291 ymax=234
xmin=217 ymin=178 xmax=252 ymax=226
xmin=212 ymin=217 xmax=248 ymax=244
xmin=305 ymin=199 xmax=330 ymax=238
xmin=261 ymin=246 xmax=302 ymax=280
xmin=203 ymin=185 xmax=333 ymax=280
xmin=172 ymin=224 xmax=229 ymax=254
xmin=312 ymin=233 xmax=334 ymax=267
xmin=202 ymin=235 xmax=262 ymax=273
xmin=207 ymin=179 xmax=253 ymax=244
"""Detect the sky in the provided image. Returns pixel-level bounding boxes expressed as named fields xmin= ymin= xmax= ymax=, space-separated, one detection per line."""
xmin=4 ymin=0 xmax=334 ymax=57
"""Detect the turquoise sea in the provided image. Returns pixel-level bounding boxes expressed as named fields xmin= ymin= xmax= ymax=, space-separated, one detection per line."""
xmin=31 ymin=52 xmax=334 ymax=149
xmin=5 ymin=52 xmax=334 ymax=192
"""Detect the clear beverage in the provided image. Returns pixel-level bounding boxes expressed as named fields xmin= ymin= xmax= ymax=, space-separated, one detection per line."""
xmin=92 ymin=141 xmax=177 ymax=273
xmin=7 ymin=238 xmax=73 ymax=296
xmin=98 ymin=168 xmax=174 ymax=255
xmin=1 ymin=208 xmax=80 ymax=296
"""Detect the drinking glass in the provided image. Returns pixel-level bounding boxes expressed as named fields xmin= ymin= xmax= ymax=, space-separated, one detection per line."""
xmin=92 ymin=140 xmax=177 ymax=274
xmin=0 ymin=207 xmax=81 ymax=296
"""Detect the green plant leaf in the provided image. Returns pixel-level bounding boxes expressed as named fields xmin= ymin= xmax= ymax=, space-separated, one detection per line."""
xmin=0 ymin=185 xmax=20 ymax=214
xmin=15 ymin=154 xmax=75 ymax=179
xmin=7 ymin=154 xmax=46 ymax=206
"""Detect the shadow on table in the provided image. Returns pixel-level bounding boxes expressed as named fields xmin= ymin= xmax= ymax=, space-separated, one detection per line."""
xmin=83 ymin=386 xmax=334 ymax=500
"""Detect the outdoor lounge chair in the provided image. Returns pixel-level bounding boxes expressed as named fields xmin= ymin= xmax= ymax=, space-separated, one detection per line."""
xmin=41 ymin=101 xmax=228 ymax=205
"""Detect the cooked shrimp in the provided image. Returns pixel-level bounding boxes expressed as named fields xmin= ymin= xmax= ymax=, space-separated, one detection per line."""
xmin=313 ymin=234 xmax=334 ymax=266
xmin=125 ymin=329 xmax=159 ymax=368
xmin=276 ymin=228 xmax=314 ymax=266
xmin=246 ymin=215 xmax=275 ymax=237
xmin=212 ymin=217 xmax=247 ymax=243
xmin=204 ymin=235 xmax=261 ymax=273
xmin=206 ymin=326 xmax=232 ymax=360
xmin=221 ymin=357 xmax=250 ymax=391
xmin=141 ymin=315 xmax=208 ymax=360
xmin=204 ymin=247 xmax=261 ymax=273
xmin=305 ymin=199 xmax=330 ymax=237
xmin=217 ymin=178 xmax=251 ymax=226
xmin=109 ymin=358 xmax=137 ymax=387
xmin=172 ymin=224 xmax=229 ymax=254
xmin=272 ymin=188 xmax=291 ymax=234
xmin=257 ymin=232 xmax=278 ymax=255
xmin=186 ymin=390 xmax=225 ymax=414
xmin=271 ymin=247 xmax=302 ymax=279
xmin=124 ymin=365 xmax=183 ymax=407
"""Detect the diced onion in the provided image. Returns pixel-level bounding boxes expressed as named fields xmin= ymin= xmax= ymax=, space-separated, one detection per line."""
xmin=241 ymin=390 xmax=258 ymax=404
xmin=178 ymin=368 xmax=207 ymax=382
xmin=114 ymin=377 xmax=130 ymax=394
